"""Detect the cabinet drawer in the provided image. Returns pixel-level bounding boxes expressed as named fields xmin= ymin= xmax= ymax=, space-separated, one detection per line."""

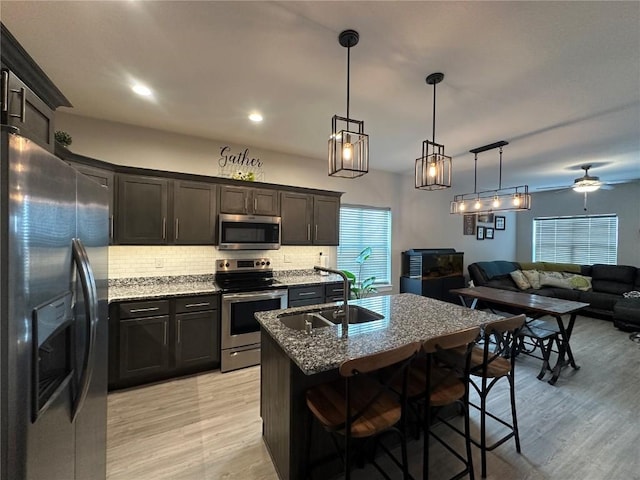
xmin=289 ymin=298 xmax=326 ymax=308
xmin=325 ymin=283 xmax=345 ymax=298
xmin=175 ymin=295 xmax=218 ymax=313
xmin=119 ymin=300 xmax=170 ymax=319
xmin=288 ymin=285 xmax=323 ymax=303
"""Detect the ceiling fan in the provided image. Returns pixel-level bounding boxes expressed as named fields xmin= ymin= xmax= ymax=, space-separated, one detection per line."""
xmin=536 ymin=165 xmax=614 ymax=211
xmin=536 ymin=165 xmax=616 ymax=193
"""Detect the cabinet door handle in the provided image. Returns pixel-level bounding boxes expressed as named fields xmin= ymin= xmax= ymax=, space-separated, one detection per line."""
xmin=162 ymin=217 xmax=167 ymax=240
xmin=254 ymin=198 xmax=257 ymax=212
xmin=185 ymin=302 xmax=210 ymax=308
xmin=129 ymin=307 xmax=160 ymax=313
xmin=109 ymin=215 xmax=114 ymax=241
xmin=1 ymin=71 xmax=8 ymax=113
xmin=9 ymin=87 xmax=26 ymax=122
xmin=163 ymin=322 xmax=168 ymax=345
xmin=307 ymin=224 xmax=311 ymax=241
xmin=244 ymin=197 xmax=248 ymax=213
xmin=315 ymin=224 xmax=318 ymax=240
xmin=298 ymin=292 xmax=317 ymax=297
xmin=177 ymin=320 xmax=181 ymax=344
xmin=175 ymin=218 xmax=179 ymax=241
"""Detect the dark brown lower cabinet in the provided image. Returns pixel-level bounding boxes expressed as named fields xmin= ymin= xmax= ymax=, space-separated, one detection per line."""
xmin=119 ymin=315 xmax=170 ymax=380
xmin=109 ymin=294 xmax=220 ymax=390
xmin=175 ymin=311 xmax=218 ymax=369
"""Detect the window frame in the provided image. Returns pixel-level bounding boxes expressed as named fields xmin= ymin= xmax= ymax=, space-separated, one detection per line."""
xmin=532 ymin=214 xmax=618 ymax=265
xmin=337 ymin=204 xmax=392 ymax=287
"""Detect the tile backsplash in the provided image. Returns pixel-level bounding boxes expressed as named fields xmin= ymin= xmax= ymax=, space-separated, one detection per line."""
xmin=108 ymin=245 xmax=338 ymax=279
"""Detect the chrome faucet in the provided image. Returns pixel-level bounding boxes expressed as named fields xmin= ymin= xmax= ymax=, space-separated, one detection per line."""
xmin=314 ymin=265 xmax=350 ymax=337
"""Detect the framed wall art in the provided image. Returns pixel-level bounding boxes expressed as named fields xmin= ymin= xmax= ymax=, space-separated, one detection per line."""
xmin=495 ymin=216 xmax=506 ymax=230
xmin=463 ymin=214 xmax=477 ymax=235
xmin=477 ymin=213 xmax=494 ymax=223
xmin=486 ymin=227 xmax=494 ymax=239
xmin=476 ymin=226 xmax=485 ymax=240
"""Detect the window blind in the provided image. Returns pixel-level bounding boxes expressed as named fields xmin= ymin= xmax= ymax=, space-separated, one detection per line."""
xmin=337 ymin=205 xmax=392 ymax=285
xmin=532 ymin=214 xmax=618 ymax=264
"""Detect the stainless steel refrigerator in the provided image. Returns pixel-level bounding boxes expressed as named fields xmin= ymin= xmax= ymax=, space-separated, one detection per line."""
xmin=1 ymin=127 xmax=109 ymax=480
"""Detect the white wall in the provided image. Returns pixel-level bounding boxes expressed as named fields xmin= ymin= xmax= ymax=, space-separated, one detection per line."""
xmin=57 ymin=113 xmax=518 ymax=286
xmin=516 ymin=181 xmax=640 ymax=266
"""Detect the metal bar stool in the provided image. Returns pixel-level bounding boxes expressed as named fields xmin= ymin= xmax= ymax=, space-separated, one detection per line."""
xmin=517 ymin=318 xmax=561 ymax=380
xmin=465 ymin=314 xmax=526 ymax=478
xmin=305 ymin=341 xmax=421 ymax=480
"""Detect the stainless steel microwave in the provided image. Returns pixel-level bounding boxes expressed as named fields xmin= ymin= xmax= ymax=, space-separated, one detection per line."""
xmin=218 ymin=214 xmax=281 ymax=250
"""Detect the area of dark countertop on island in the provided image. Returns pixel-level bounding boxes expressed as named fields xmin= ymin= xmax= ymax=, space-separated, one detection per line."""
xmin=256 ymin=293 xmax=503 ymax=375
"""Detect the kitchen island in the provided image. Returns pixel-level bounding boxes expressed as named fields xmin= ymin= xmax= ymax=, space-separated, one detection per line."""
xmin=255 ymin=293 xmax=502 ymax=480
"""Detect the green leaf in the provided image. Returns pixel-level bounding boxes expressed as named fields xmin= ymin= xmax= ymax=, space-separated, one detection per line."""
xmin=355 ymin=247 xmax=372 ymax=265
xmin=342 ymin=270 xmax=357 ymax=282
xmin=361 ymin=276 xmax=376 ymax=290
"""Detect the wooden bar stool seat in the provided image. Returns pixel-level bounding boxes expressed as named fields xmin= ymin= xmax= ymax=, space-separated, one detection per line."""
xmin=305 ymin=341 xmax=421 ymax=480
xmin=395 ymin=327 xmax=481 ymax=480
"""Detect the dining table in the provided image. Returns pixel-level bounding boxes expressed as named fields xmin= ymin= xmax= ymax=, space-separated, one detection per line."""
xmin=450 ymin=286 xmax=589 ymax=385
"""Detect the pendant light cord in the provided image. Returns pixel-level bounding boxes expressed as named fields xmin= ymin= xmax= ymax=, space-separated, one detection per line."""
xmin=432 ymin=81 xmax=436 ymax=144
xmin=474 ymin=153 xmax=478 ymax=193
xmin=346 ymin=45 xmax=350 ymax=130
xmin=498 ymin=146 xmax=503 ymax=190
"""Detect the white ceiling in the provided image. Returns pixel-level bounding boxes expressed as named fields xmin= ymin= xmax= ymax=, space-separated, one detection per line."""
xmin=2 ymin=1 xmax=639 ymax=191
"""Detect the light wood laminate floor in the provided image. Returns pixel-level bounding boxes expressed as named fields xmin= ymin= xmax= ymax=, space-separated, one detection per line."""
xmin=107 ymin=316 xmax=640 ymax=480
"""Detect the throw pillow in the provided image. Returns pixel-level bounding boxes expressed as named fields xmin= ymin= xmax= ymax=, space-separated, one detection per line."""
xmin=509 ymin=270 xmax=532 ymax=290
xmin=564 ymin=273 xmax=592 ymax=291
xmin=522 ymin=269 xmax=541 ymax=289
xmin=539 ymin=271 xmax=572 ymax=289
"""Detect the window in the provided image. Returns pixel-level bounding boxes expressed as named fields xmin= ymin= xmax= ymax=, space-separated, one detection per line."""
xmin=532 ymin=214 xmax=618 ymax=264
xmin=337 ymin=205 xmax=392 ymax=285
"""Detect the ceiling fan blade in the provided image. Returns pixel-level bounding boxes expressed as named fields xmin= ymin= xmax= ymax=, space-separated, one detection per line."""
xmin=535 ymin=185 xmax=571 ymax=191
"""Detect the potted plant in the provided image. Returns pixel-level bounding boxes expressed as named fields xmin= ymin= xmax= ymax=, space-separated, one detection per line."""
xmin=343 ymin=247 xmax=377 ymax=299
xmin=54 ymin=130 xmax=72 ymax=147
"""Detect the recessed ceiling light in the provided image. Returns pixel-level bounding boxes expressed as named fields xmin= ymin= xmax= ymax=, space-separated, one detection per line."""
xmin=248 ymin=112 xmax=263 ymax=123
xmin=132 ymin=84 xmax=152 ymax=97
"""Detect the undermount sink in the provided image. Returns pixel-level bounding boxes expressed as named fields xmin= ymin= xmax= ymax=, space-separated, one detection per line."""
xmin=277 ymin=312 xmax=334 ymax=331
xmin=277 ymin=305 xmax=384 ymax=331
xmin=317 ymin=305 xmax=385 ymax=324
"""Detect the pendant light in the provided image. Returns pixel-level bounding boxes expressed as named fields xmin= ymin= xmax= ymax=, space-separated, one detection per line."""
xmin=450 ymin=141 xmax=531 ymax=214
xmin=328 ymin=29 xmax=369 ymax=178
xmin=415 ymin=72 xmax=452 ymax=190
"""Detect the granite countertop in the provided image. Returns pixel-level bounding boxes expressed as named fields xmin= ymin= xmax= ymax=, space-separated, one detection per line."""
xmin=108 ymin=275 xmax=218 ymax=302
xmin=273 ymin=271 xmax=345 ymax=287
xmin=108 ymin=271 xmax=346 ymax=303
xmin=255 ymin=293 xmax=503 ymax=376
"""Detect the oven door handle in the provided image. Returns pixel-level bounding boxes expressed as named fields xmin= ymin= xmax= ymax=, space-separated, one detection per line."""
xmin=223 ymin=290 xmax=287 ymax=302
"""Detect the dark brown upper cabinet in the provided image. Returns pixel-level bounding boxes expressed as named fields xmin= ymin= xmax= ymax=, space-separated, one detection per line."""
xmin=116 ymin=174 xmax=170 ymax=245
xmin=57 ymin=147 xmax=116 ymax=244
xmin=219 ymin=185 xmax=279 ymax=216
xmin=1 ymin=70 xmax=54 ymax=152
xmin=1 ymin=24 xmax=71 ymax=153
xmin=116 ymin=174 xmax=217 ymax=245
xmin=280 ymin=192 xmax=340 ymax=246
xmin=173 ymin=181 xmax=216 ymax=245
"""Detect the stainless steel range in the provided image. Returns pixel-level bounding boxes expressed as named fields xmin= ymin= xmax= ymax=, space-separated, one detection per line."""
xmin=215 ymin=258 xmax=287 ymax=373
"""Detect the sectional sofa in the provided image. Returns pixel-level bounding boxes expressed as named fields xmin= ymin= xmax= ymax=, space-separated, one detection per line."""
xmin=467 ymin=261 xmax=640 ymax=330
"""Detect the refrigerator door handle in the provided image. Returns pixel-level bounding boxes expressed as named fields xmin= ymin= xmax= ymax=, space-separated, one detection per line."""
xmin=71 ymin=238 xmax=99 ymax=422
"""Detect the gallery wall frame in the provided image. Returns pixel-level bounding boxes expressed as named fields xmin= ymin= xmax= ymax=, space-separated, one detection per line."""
xmin=495 ymin=215 xmax=506 ymax=230
xmin=463 ymin=214 xmax=477 ymax=235
xmin=486 ymin=227 xmax=495 ymax=239
xmin=477 ymin=226 xmax=485 ymax=240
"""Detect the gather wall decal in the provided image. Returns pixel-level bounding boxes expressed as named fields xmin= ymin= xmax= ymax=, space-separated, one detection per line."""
xmin=217 ymin=145 xmax=265 ymax=181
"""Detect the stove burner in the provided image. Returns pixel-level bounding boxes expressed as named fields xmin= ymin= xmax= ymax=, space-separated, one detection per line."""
xmin=214 ymin=257 xmax=276 ymax=293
